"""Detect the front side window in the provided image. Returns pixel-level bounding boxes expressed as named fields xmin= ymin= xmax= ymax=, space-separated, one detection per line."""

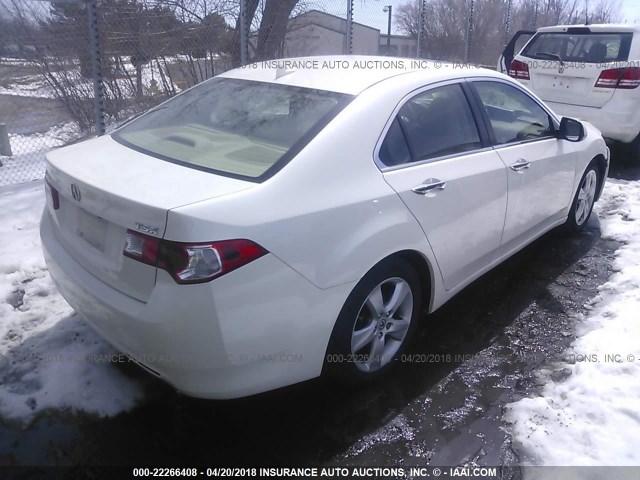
xmin=114 ymin=78 xmax=352 ymax=180
xmin=394 ymin=84 xmax=481 ymax=162
xmin=473 ymin=81 xmax=554 ymax=145
xmin=521 ymin=32 xmax=632 ymax=63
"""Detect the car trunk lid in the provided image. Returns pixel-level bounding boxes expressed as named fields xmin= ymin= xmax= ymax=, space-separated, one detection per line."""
xmin=45 ymin=135 xmax=254 ymax=302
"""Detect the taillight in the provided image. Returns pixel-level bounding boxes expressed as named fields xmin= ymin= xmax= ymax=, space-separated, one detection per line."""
xmin=595 ymin=67 xmax=640 ymax=89
xmin=44 ymin=173 xmax=60 ymax=210
xmin=123 ymin=230 xmax=159 ymax=266
xmin=619 ymin=68 xmax=640 ymax=88
xmin=124 ymin=230 xmax=268 ymax=284
xmin=508 ymin=60 xmax=530 ymax=80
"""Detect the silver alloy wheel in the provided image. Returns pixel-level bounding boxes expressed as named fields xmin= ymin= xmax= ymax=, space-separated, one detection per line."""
xmin=576 ymin=170 xmax=598 ymax=226
xmin=351 ymin=277 xmax=413 ymax=373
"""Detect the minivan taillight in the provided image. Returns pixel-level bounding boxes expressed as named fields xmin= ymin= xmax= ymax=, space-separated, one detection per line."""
xmin=123 ymin=230 xmax=268 ymax=284
xmin=595 ymin=67 xmax=640 ymax=89
xmin=508 ymin=60 xmax=530 ymax=80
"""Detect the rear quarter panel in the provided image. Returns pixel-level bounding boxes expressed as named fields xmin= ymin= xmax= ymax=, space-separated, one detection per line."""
xmin=164 ymin=78 xmax=443 ymax=306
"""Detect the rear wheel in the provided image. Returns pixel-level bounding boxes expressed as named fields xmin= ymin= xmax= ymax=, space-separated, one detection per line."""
xmin=324 ymin=258 xmax=422 ymax=384
xmin=563 ymin=163 xmax=600 ymax=233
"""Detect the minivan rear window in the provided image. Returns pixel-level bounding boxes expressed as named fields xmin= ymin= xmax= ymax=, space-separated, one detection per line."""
xmin=521 ymin=32 xmax=632 ymax=63
xmin=113 ymin=78 xmax=353 ymax=181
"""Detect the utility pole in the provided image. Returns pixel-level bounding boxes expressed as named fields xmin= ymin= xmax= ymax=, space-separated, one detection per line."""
xmin=384 ymin=5 xmax=392 ymax=47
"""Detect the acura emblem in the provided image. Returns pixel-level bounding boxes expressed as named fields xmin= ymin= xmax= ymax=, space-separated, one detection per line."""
xmin=71 ymin=184 xmax=81 ymax=202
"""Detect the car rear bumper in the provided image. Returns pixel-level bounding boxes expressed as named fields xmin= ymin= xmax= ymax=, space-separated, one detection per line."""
xmin=41 ymin=209 xmax=353 ymax=399
xmin=546 ymin=99 xmax=640 ymax=144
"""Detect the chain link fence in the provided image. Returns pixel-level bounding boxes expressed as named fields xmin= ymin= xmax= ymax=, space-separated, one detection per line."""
xmin=0 ymin=0 xmax=618 ymax=188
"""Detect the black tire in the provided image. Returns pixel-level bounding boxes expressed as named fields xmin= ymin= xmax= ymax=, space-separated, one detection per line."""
xmin=324 ymin=257 xmax=422 ymax=385
xmin=562 ymin=161 xmax=601 ymax=233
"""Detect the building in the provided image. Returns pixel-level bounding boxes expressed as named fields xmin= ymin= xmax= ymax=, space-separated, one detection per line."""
xmin=281 ymin=10 xmax=381 ymax=57
xmin=379 ymin=34 xmax=419 ymax=57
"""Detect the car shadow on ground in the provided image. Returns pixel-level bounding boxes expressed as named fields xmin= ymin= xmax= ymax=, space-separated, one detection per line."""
xmin=607 ymin=146 xmax=640 ymax=181
xmin=45 ymin=216 xmax=608 ymax=467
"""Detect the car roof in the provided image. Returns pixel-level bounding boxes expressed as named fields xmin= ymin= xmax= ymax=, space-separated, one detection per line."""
xmin=218 ymin=55 xmax=506 ymax=95
xmin=536 ymin=24 xmax=640 ymax=34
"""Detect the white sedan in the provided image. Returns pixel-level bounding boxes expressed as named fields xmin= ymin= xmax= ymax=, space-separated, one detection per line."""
xmin=41 ymin=56 xmax=609 ymax=398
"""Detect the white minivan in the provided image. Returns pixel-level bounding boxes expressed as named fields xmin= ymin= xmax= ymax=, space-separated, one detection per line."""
xmin=499 ymin=25 xmax=640 ymax=157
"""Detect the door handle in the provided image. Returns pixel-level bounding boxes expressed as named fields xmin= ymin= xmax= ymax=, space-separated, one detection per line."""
xmin=510 ymin=158 xmax=531 ymax=172
xmin=412 ymin=179 xmax=447 ymax=195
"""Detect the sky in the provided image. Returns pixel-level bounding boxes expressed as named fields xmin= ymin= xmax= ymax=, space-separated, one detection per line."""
xmin=352 ymin=0 xmax=398 ymax=34
xmin=620 ymin=0 xmax=640 ymax=23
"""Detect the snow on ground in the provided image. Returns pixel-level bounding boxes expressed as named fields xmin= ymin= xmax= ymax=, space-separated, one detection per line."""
xmin=0 ymin=75 xmax=56 ymax=99
xmin=505 ymin=179 xmax=640 ymax=467
xmin=0 ymin=182 xmax=142 ymax=422
xmin=0 ymin=122 xmax=80 ymax=187
xmin=0 ymin=61 xmax=179 ymax=101
xmin=345 ymin=414 xmax=416 ymax=457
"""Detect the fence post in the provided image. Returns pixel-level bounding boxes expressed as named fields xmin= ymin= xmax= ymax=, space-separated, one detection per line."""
xmin=239 ymin=0 xmax=248 ymax=66
xmin=464 ymin=0 xmax=474 ymax=63
xmin=504 ymin=0 xmax=512 ymax=47
xmin=86 ymin=0 xmax=105 ymax=135
xmin=345 ymin=0 xmax=353 ymax=54
xmin=0 ymin=123 xmax=12 ymax=159
xmin=417 ymin=0 xmax=425 ymax=58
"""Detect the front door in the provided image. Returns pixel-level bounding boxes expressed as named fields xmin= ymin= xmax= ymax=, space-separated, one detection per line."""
xmin=469 ymin=80 xmax=577 ymax=246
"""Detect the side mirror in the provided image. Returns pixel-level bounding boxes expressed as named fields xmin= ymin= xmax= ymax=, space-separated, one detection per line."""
xmin=558 ymin=117 xmax=585 ymax=142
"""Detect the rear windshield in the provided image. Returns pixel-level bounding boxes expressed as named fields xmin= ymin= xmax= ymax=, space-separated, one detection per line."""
xmin=521 ymin=31 xmax=632 ymax=63
xmin=113 ymin=78 xmax=353 ymax=181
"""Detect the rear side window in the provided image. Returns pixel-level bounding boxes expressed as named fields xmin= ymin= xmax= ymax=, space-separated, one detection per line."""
xmin=379 ymin=118 xmax=412 ymax=167
xmin=114 ymin=78 xmax=352 ymax=181
xmin=395 ymin=84 xmax=481 ymax=162
xmin=521 ymin=32 xmax=632 ymax=63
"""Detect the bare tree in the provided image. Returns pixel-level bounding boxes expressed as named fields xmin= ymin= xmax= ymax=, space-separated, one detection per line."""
xmin=230 ymin=0 xmax=307 ymax=63
xmin=395 ymin=1 xmax=420 ymax=38
xmin=0 ymin=0 xmax=236 ymax=131
xmin=395 ymin=0 xmax=622 ymax=64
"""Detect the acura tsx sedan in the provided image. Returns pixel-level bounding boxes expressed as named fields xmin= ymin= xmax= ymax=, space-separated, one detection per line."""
xmin=41 ymin=56 xmax=609 ymax=398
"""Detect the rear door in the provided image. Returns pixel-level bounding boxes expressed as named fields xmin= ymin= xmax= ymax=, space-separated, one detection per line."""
xmin=516 ymin=28 xmax=634 ymax=108
xmin=499 ymin=30 xmax=535 ymax=74
xmin=379 ymin=81 xmax=508 ymax=291
xmin=468 ymin=79 xmax=577 ymax=246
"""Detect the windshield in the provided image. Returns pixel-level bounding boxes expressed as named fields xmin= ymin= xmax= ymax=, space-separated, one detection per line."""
xmin=521 ymin=32 xmax=632 ymax=63
xmin=113 ymin=78 xmax=353 ymax=181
